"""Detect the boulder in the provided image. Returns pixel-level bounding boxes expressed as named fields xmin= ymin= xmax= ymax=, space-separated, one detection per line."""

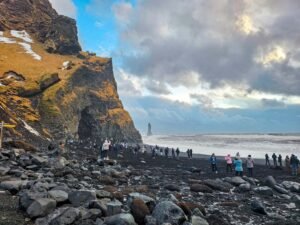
xmin=103 ymin=213 xmax=137 ymax=225
xmin=20 ymin=191 xmax=48 ymax=209
xmin=264 ymin=176 xmax=277 ymax=188
xmin=128 ymin=193 xmax=155 ymax=205
xmin=49 ymin=207 xmax=80 ymax=225
xmin=291 ymin=195 xmax=300 ymax=207
xmin=165 ymin=184 xmax=180 ymax=192
xmin=48 ymin=190 xmax=68 ymax=203
xmin=251 ymin=200 xmax=267 ymax=215
xmin=274 ymin=185 xmax=289 ymax=194
xmin=203 ymin=179 xmax=232 ymax=192
xmin=191 ymin=216 xmax=209 ymax=225
xmin=68 ymin=190 xmax=96 ymax=207
xmin=225 ymin=176 xmax=246 ymax=186
xmin=0 ymin=180 xmax=25 ymax=194
xmin=152 ymin=201 xmax=186 ymax=225
xmin=27 ymin=198 xmax=56 ymax=218
xmin=89 ymin=199 xmax=110 ymax=216
xmin=190 ymin=184 xmax=213 ymax=193
xmin=82 ymin=208 xmax=102 ymax=220
xmin=96 ymin=190 xmax=112 ymax=199
xmin=237 ymin=183 xmax=251 ymax=192
xmin=0 ymin=166 xmax=10 ymax=176
xmin=130 ymin=198 xmax=150 ymax=225
xmin=254 ymin=186 xmax=273 ymax=196
xmin=107 ymin=199 xmax=123 ymax=216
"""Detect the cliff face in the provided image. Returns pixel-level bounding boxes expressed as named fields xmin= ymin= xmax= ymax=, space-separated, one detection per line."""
xmin=0 ymin=0 xmax=142 ymax=145
xmin=0 ymin=0 xmax=81 ymax=54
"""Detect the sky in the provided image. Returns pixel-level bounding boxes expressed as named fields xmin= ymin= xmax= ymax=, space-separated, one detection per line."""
xmin=49 ymin=0 xmax=300 ymax=134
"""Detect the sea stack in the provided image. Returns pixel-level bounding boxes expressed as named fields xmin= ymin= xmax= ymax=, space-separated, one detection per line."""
xmin=147 ymin=122 xmax=152 ymax=136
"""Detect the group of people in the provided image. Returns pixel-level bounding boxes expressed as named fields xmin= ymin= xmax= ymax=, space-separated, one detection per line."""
xmin=265 ymin=153 xmax=299 ymax=176
xmin=186 ymin=149 xmax=193 ymax=159
xmin=151 ymin=145 xmax=181 ymax=159
xmin=210 ymin=152 xmax=254 ymax=177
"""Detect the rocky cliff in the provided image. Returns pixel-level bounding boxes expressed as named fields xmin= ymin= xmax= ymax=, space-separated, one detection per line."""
xmin=0 ymin=0 xmax=142 ymax=145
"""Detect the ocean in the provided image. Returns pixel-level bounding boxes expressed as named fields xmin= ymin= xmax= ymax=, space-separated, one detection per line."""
xmin=142 ymin=134 xmax=300 ymax=159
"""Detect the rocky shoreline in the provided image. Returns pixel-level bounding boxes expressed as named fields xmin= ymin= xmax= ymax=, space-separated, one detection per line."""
xmin=0 ymin=146 xmax=299 ymax=225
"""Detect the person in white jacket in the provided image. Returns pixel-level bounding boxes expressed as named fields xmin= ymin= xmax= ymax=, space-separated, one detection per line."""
xmin=102 ymin=138 xmax=111 ymax=160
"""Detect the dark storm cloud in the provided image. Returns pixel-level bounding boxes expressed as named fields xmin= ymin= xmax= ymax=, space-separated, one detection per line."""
xmin=114 ymin=0 xmax=300 ymax=95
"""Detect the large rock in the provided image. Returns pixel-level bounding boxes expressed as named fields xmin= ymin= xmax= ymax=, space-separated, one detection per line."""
xmin=238 ymin=183 xmax=251 ymax=192
xmin=203 ymin=179 xmax=232 ymax=192
xmin=103 ymin=213 xmax=137 ymax=225
xmin=49 ymin=207 xmax=80 ymax=225
xmin=254 ymin=186 xmax=273 ymax=196
xmin=190 ymin=184 xmax=213 ymax=193
xmin=165 ymin=184 xmax=180 ymax=192
xmin=130 ymin=198 xmax=150 ymax=225
xmin=191 ymin=216 xmax=209 ymax=225
xmin=0 ymin=166 xmax=10 ymax=175
xmin=68 ymin=190 xmax=96 ymax=207
xmin=0 ymin=180 xmax=25 ymax=194
xmin=281 ymin=181 xmax=300 ymax=193
xmin=273 ymin=185 xmax=289 ymax=194
xmin=48 ymin=190 xmax=68 ymax=203
xmin=225 ymin=177 xmax=246 ymax=186
xmin=107 ymin=200 xmax=123 ymax=216
xmin=20 ymin=190 xmax=48 ymax=209
xmin=264 ymin=176 xmax=277 ymax=188
xmin=251 ymin=199 xmax=267 ymax=215
xmin=152 ymin=201 xmax=186 ymax=225
xmin=27 ymin=198 xmax=56 ymax=218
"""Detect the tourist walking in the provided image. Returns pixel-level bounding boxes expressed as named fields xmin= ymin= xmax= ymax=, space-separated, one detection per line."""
xmin=234 ymin=157 xmax=243 ymax=176
xmin=265 ymin=154 xmax=270 ymax=166
xmin=102 ymin=138 xmax=110 ymax=160
xmin=172 ymin=148 xmax=175 ymax=158
xmin=187 ymin=149 xmax=190 ymax=159
xmin=290 ymin=154 xmax=299 ymax=176
xmin=272 ymin=153 xmax=277 ymax=167
xmin=224 ymin=154 xmax=233 ymax=172
xmin=285 ymin=155 xmax=290 ymax=172
xmin=210 ymin=153 xmax=218 ymax=173
xmin=165 ymin=147 xmax=169 ymax=158
xmin=176 ymin=148 xmax=180 ymax=158
xmin=278 ymin=154 xmax=282 ymax=167
xmin=246 ymin=155 xmax=254 ymax=177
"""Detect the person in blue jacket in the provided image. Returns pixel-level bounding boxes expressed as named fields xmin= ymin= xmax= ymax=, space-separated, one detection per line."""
xmin=210 ymin=153 xmax=218 ymax=173
xmin=234 ymin=157 xmax=243 ymax=176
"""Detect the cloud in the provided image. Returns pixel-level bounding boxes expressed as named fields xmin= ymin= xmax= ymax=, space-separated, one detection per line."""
xmin=112 ymin=0 xmax=300 ymax=96
xmin=49 ymin=0 xmax=77 ymax=18
xmin=261 ymin=98 xmax=286 ymax=108
xmin=145 ymin=80 xmax=171 ymax=95
xmin=190 ymin=93 xmax=214 ymax=109
xmin=85 ymin=0 xmax=112 ymax=17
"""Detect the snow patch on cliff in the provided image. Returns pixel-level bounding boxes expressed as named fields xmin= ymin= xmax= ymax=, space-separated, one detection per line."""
xmin=18 ymin=42 xmax=42 ymax=61
xmin=11 ymin=30 xmax=33 ymax=43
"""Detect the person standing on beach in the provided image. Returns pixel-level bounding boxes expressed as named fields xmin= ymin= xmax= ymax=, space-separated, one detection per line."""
xmin=176 ymin=148 xmax=180 ymax=158
xmin=285 ymin=155 xmax=290 ymax=172
xmin=187 ymin=149 xmax=190 ymax=159
xmin=210 ymin=153 xmax=218 ymax=173
xmin=290 ymin=154 xmax=299 ymax=176
xmin=278 ymin=154 xmax=282 ymax=167
xmin=246 ymin=155 xmax=254 ymax=177
xmin=265 ymin=154 xmax=270 ymax=166
xmin=234 ymin=157 xmax=243 ymax=176
xmin=102 ymin=138 xmax=110 ymax=160
xmin=190 ymin=149 xmax=193 ymax=159
xmin=225 ymin=154 xmax=233 ymax=173
xmin=236 ymin=152 xmax=241 ymax=159
xmin=171 ymin=148 xmax=175 ymax=158
xmin=272 ymin=153 xmax=277 ymax=167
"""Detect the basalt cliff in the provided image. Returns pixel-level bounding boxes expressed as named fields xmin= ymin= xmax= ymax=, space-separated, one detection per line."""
xmin=0 ymin=0 xmax=141 ymax=145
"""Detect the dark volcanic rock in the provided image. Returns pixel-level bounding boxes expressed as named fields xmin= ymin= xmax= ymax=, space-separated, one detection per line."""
xmin=251 ymin=199 xmax=267 ymax=215
xmin=103 ymin=213 xmax=137 ymax=225
xmin=152 ymin=201 xmax=186 ymax=225
xmin=68 ymin=190 xmax=96 ymax=207
xmin=203 ymin=179 xmax=233 ymax=192
xmin=264 ymin=176 xmax=277 ymax=188
xmin=26 ymin=198 xmax=56 ymax=218
xmin=165 ymin=184 xmax=181 ymax=192
xmin=190 ymin=184 xmax=213 ymax=193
